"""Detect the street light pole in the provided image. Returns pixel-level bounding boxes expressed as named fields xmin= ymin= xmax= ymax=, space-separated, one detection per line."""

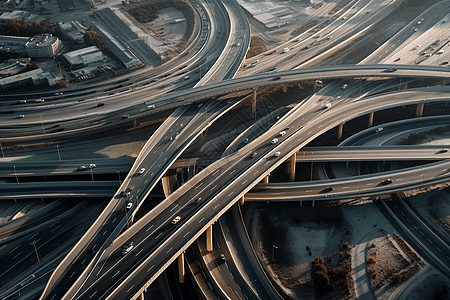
xmin=0 ymin=142 xmax=4 ymax=158
xmin=90 ymin=167 xmax=94 ymax=181
xmin=14 ymin=166 xmax=19 ymax=184
xmin=40 ymin=116 xmax=45 ymax=135
xmin=117 ymin=171 xmax=121 ymax=185
xmin=272 ymin=243 xmax=278 ymax=261
xmin=56 ymin=145 xmax=61 ymax=161
xmin=30 ymin=240 xmax=40 ymax=265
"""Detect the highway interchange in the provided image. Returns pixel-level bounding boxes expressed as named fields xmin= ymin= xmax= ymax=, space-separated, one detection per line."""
xmin=3 ymin=0 xmax=450 ymax=299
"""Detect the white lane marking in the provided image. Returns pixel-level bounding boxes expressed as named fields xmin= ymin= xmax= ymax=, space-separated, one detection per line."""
xmin=155 ymin=232 xmax=163 ymax=239
xmin=9 ymin=245 xmax=20 ymax=253
xmin=147 ymin=265 xmax=155 ymax=272
xmin=146 ymin=225 xmax=154 ymax=232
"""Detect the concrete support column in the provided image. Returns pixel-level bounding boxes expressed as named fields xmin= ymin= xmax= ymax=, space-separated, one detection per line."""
xmin=368 ymin=112 xmax=374 ymax=128
xmin=312 ymin=200 xmax=315 ymax=207
xmin=239 ymin=196 xmax=245 ymax=206
xmin=415 ymin=103 xmax=424 ymax=118
xmin=178 ymin=252 xmax=185 ymax=284
xmin=290 ymin=153 xmax=296 ymax=182
xmin=313 ymin=81 xmax=317 ymax=92
xmin=252 ymin=89 xmax=257 ymax=113
xmin=283 ymin=84 xmax=288 ymax=93
xmin=337 ymin=123 xmax=344 ymax=140
xmin=300 ymin=201 xmax=303 ymax=207
xmin=263 ymin=174 xmax=269 ymax=183
xmin=136 ymin=292 xmax=144 ymax=300
xmin=206 ymin=225 xmax=213 ymax=252
xmin=133 ymin=119 xmax=138 ymax=128
xmin=442 ymin=79 xmax=446 ymax=86
xmin=41 ymin=198 xmax=44 ymax=203
xmin=402 ymin=83 xmax=408 ymax=90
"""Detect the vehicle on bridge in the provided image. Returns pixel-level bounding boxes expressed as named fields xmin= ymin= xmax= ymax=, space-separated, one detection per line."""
xmin=122 ymin=242 xmax=134 ymax=255
xmin=171 ymin=216 xmax=181 ymax=224
xmin=382 ymin=179 xmax=393 ymax=185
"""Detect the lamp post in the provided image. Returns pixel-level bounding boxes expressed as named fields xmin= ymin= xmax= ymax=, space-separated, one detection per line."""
xmin=272 ymin=243 xmax=278 ymax=261
xmin=90 ymin=167 xmax=94 ymax=181
xmin=30 ymin=240 xmax=40 ymax=265
xmin=116 ymin=171 xmax=121 ymax=185
xmin=56 ymin=145 xmax=61 ymax=161
xmin=0 ymin=142 xmax=4 ymax=158
xmin=40 ymin=116 xmax=45 ymax=135
xmin=14 ymin=166 xmax=19 ymax=184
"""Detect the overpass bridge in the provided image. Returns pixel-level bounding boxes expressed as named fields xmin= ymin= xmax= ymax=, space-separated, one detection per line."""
xmin=37 ymin=66 xmax=450 ymax=300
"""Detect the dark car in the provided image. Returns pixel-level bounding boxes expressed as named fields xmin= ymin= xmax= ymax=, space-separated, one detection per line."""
xmin=217 ymin=254 xmax=226 ymax=264
xmin=97 ymin=103 xmax=105 ymax=107
xmin=273 ymin=76 xmax=281 ymax=80
xmin=323 ymin=187 xmax=334 ymax=192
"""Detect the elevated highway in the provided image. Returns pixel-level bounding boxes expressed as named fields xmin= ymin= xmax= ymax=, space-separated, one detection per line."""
xmin=69 ymin=74 xmax=450 ymax=299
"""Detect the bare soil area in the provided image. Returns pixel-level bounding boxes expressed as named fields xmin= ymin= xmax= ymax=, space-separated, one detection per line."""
xmin=245 ymin=202 xmax=354 ymax=300
xmin=124 ymin=0 xmax=195 ymax=60
xmin=366 ymin=232 xmax=422 ymax=291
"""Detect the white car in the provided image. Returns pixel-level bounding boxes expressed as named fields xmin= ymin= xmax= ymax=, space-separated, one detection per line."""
xmin=274 ymin=152 xmax=281 ymax=157
xmin=122 ymin=242 xmax=134 ymax=255
xmin=271 ymin=138 xmax=278 ymax=144
xmin=341 ymin=84 xmax=348 ymax=89
xmin=375 ymin=127 xmax=384 ymax=132
xmin=279 ymin=131 xmax=286 ymax=136
xmin=88 ymin=164 xmax=96 ymax=169
xmin=126 ymin=202 xmax=133 ymax=209
xmin=35 ymin=99 xmax=45 ymax=103
xmin=171 ymin=216 xmax=181 ymax=224
xmin=138 ymin=168 xmax=145 ymax=175
xmin=77 ymin=165 xmax=87 ymax=171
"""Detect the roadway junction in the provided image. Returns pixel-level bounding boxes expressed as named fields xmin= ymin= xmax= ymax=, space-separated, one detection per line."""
xmin=2 ymin=1 xmax=450 ymax=300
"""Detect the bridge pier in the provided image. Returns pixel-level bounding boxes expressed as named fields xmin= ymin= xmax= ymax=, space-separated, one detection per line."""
xmin=283 ymin=84 xmax=288 ymax=93
xmin=368 ymin=112 xmax=374 ymax=128
xmin=133 ymin=119 xmax=138 ymax=128
xmin=263 ymin=174 xmax=269 ymax=183
xmin=300 ymin=201 xmax=302 ymax=207
xmin=178 ymin=252 xmax=185 ymax=284
xmin=239 ymin=196 xmax=245 ymax=206
xmin=442 ymin=79 xmax=446 ymax=86
xmin=401 ymin=83 xmax=408 ymax=90
xmin=337 ymin=123 xmax=344 ymax=140
xmin=290 ymin=153 xmax=296 ymax=182
xmin=136 ymin=292 xmax=144 ymax=300
xmin=41 ymin=197 xmax=44 ymax=203
xmin=206 ymin=225 xmax=213 ymax=252
xmin=415 ymin=103 xmax=424 ymax=117
xmin=312 ymin=200 xmax=315 ymax=207
xmin=252 ymin=89 xmax=257 ymax=113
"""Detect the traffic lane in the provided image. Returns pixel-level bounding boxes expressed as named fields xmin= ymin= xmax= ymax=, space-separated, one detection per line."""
xmin=384 ymin=197 xmax=450 ymax=275
xmin=74 ymin=98 xmax=245 ymax=296
xmin=214 ymin=216 xmax=262 ymax=299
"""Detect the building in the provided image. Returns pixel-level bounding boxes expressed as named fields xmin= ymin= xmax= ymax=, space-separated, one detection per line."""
xmin=0 ymin=68 xmax=57 ymax=90
xmin=58 ymin=21 xmax=86 ymax=44
xmin=62 ymin=46 xmax=103 ymax=68
xmin=0 ymin=35 xmax=29 ymax=55
xmin=25 ymin=33 xmax=63 ymax=58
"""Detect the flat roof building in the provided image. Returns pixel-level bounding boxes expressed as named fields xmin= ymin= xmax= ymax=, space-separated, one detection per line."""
xmin=0 ymin=68 xmax=57 ymax=90
xmin=62 ymin=46 xmax=103 ymax=68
